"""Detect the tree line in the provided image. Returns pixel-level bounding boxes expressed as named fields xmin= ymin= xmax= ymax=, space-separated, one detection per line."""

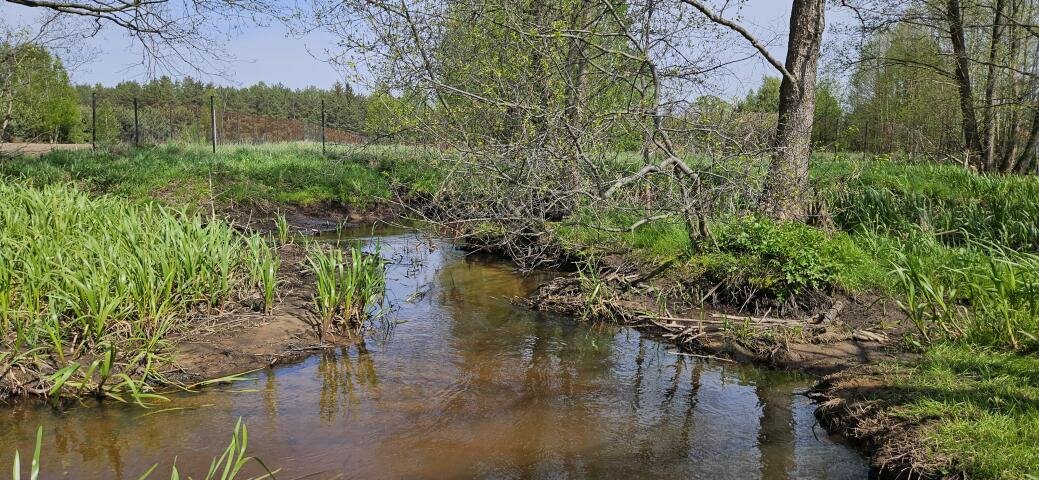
xmin=79 ymin=78 xmax=369 ymax=144
xmin=0 ymin=43 xmax=380 ymax=144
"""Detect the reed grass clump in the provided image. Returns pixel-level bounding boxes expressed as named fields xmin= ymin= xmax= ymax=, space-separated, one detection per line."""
xmin=892 ymin=241 xmax=1039 ymax=351
xmin=816 ymin=157 xmax=1039 ymax=251
xmin=245 ymin=236 xmax=280 ymax=312
xmin=274 ymin=212 xmax=290 ymax=245
xmin=306 ymin=243 xmax=386 ymax=340
xmin=0 ymin=182 xmax=277 ymax=400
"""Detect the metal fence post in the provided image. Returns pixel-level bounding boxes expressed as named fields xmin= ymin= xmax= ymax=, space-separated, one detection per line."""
xmin=133 ymin=97 xmax=140 ymax=147
xmin=833 ymin=116 xmax=839 ymax=155
xmin=321 ymin=98 xmax=326 ymax=156
xmin=862 ymin=120 xmax=869 ymax=161
xmin=210 ymin=95 xmax=217 ymax=154
xmin=91 ymin=91 xmax=97 ymax=150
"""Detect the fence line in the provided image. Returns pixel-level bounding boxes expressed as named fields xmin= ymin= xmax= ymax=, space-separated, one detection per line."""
xmin=85 ymin=90 xmax=367 ymax=152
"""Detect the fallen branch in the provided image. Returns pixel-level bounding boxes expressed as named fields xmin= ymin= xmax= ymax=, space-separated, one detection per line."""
xmin=816 ymin=300 xmax=845 ymax=324
xmin=666 ymin=350 xmax=736 ymax=363
xmin=642 ymin=314 xmax=804 ymax=327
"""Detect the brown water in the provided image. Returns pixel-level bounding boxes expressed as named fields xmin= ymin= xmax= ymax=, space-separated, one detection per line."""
xmin=0 ymin=229 xmax=867 ymax=479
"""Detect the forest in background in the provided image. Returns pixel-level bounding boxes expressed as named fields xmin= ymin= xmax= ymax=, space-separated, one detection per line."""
xmin=0 ymin=44 xmax=371 ymax=144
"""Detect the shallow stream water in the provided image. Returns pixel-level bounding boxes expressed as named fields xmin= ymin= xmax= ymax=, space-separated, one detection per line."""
xmin=0 ymin=229 xmax=867 ymax=479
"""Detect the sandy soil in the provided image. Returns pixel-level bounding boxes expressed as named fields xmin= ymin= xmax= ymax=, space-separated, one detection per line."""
xmin=0 ymin=143 xmax=91 ymax=156
xmin=168 ymin=207 xmax=369 ymax=385
xmin=169 ymin=242 xmax=322 ymax=384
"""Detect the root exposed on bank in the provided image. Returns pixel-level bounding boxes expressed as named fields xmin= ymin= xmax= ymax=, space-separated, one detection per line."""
xmin=528 ymin=273 xmax=903 ymax=375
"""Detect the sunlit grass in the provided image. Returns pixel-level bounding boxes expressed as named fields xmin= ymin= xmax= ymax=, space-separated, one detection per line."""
xmin=875 ymin=345 xmax=1039 ymax=479
xmin=0 ymin=142 xmax=439 ymax=209
xmin=306 ymin=242 xmax=386 ymax=340
xmin=814 ymin=153 xmax=1039 ymax=251
xmin=0 ymin=182 xmax=276 ymax=400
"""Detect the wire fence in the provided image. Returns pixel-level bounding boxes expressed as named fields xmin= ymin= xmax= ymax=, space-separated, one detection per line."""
xmin=86 ymin=92 xmax=366 ymax=153
xmin=30 ymin=88 xmax=1038 ymax=173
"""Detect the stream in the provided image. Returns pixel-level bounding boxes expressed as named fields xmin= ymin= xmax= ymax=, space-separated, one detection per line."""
xmin=0 ymin=228 xmax=867 ymax=479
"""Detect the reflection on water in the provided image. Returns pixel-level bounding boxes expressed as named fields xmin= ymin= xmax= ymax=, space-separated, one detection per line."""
xmin=0 ymin=230 xmax=867 ymax=479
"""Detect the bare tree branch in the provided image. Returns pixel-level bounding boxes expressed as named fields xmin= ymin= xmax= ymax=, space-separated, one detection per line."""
xmin=678 ymin=0 xmax=796 ymax=83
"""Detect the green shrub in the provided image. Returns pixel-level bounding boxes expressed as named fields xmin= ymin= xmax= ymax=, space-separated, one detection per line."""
xmin=706 ymin=216 xmax=840 ymax=297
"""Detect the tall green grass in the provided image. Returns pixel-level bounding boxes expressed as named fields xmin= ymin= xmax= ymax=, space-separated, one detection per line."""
xmin=306 ymin=243 xmax=386 ymax=340
xmin=0 ymin=142 xmax=438 ymax=209
xmin=816 ymin=155 xmax=1039 ymax=251
xmin=0 ymin=182 xmax=278 ymax=400
xmin=888 ymin=238 xmax=1039 ymax=351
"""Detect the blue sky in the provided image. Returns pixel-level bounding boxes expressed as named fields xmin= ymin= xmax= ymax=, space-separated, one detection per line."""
xmin=1 ymin=1 xmax=814 ymax=99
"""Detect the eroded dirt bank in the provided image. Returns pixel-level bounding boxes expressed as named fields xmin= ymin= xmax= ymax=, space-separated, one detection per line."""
xmin=526 ymin=262 xmax=910 ymax=375
xmin=809 ymin=371 xmax=938 ymax=480
xmin=169 ymin=242 xmax=319 ymax=385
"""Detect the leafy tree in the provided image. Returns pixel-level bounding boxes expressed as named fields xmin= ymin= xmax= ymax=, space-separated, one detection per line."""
xmin=93 ymin=99 xmax=121 ymax=144
xmin=741 ymin=76 xmax=782 ymax=113
xmin=845 ymin=23 xmax=961 ymax=154
xmin=812 ymin=80 xmax=843 ymax=147
xmin=739 ymin=75 xmax=845 ymax=147
xmin=1 ymin=43 xmax=81 ymax=142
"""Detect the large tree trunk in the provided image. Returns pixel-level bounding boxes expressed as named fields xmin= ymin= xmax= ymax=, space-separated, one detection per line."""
xmin=1015 ymin=108 xmax=1039 ymax=174
xmin=999 ymin=0 xmax=1023 ymax=173
xmin=947 ymin=0 xmax=985 ymax=169
xmin=758 ymin=0 xmax=826 ymax=221
xmin=982 ymin=0 xmax=1007 ymax=171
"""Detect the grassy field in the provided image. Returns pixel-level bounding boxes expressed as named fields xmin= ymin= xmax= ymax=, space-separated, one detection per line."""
xmin=0 ymin=142 xmax=438 ymax=209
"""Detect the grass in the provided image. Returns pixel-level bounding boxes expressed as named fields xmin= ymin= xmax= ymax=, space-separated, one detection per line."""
xmin=863 ymin=345 xmax=1039 ymax=479
xmin=0 ymin=142 xmax=439 ymax=210
xmin=555 ymin=155 xmax=1039 ymax=341
xmin=0 ymin=181 xmax=277 ymax=401
xmin=814 ymin=152 xmax=1039 ymax=251
xmin=554 ymin=214 xmax=886 ymax=309
xmin=0 ymin=142 xmax=427 ymax=401
xmin=245 ymin=235 xmax=281 ymax=313
xmin=306 ymin=242 xmax=386 ymax=340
